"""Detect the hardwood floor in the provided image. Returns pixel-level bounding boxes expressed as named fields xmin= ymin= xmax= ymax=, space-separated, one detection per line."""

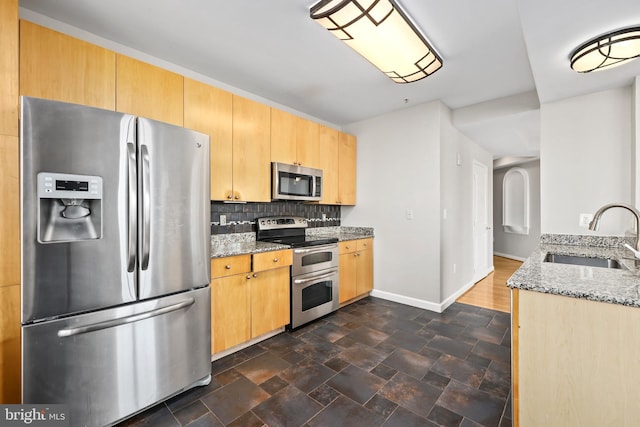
xmin=456 ymin=256 xmax=523 ymax=313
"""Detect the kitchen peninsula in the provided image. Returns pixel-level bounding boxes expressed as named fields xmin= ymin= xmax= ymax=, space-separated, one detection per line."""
xmin=507 ymin=234 xmax=640 ymax=427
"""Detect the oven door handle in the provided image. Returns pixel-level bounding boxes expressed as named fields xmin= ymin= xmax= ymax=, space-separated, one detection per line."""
xmin=293 ymin=245 xmax=336 ymax=254
xmin=293 ymin=270 xmax=337 ymax=285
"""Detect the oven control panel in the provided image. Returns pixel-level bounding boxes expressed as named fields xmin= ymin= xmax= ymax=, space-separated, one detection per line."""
xmin=257 ymin=216 xmax=307 ymax=230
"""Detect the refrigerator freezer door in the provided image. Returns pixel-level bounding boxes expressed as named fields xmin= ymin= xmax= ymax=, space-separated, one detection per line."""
xmin=21 ymin=97 xmax=137 ymax=323
xmin=137 ymin=118 xmax=210 ymax=300
xmin=22 ymin=287 xmax=212 ymax=427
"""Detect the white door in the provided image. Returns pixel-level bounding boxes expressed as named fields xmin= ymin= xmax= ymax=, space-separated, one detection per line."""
xmin=472 ymin=161 xmax=491 ymax=282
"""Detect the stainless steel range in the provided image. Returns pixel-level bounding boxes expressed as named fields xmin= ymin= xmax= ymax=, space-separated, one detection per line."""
xmin=256 ymin=216 xmax=339 ymax=328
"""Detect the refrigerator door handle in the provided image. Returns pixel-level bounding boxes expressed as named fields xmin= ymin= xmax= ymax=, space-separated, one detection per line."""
xmin=56 ymin=297 xmax=195 ymax=338
xmin=127 ymin=143 xmax=137 ymax=272
xmin=141 ymin=144 xmax=151 ymax=270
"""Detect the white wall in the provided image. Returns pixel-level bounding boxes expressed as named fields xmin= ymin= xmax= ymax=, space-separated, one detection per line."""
xmin=440 ymin=105 xmax=493 ymax=304
xmin=493 ymin=160 xmax=541 ymax=260
xmin=343 ymin=101 xmax=492 ymax=311
xmin=541 ymin=87 xmax=633 ymax=235
xmin=342 ymin=102 xmax=442 ymax=307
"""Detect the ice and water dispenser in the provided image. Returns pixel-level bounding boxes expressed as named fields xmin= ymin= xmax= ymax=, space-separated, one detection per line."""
xmin=37 ymin=172 xmax=103 ymax=243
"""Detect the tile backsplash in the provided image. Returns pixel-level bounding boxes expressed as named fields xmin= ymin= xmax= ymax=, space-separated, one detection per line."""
xmin=211 ymin=201 xmax=340 ymax=234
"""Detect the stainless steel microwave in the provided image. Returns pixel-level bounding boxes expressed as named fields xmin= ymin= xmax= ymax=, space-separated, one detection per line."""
xmin=272 ymin=162 xmax=323 ymax=201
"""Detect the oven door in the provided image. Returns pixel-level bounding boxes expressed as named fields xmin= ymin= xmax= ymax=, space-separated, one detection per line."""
xmin=292 ymin=244 xmax=338 ymax=276
xmin=291 ymin=267 xmax=339 ymax=329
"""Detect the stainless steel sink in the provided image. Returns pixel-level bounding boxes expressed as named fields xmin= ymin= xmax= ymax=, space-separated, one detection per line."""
xmin=544 ymin=253 xmax=624 ymax=269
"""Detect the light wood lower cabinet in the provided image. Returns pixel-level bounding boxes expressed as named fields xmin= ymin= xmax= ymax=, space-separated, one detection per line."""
xmin=0 ymin=284 xmax=21 ymax=403
xmin=338 ymin=238 xmax=373 ymax=304
xmin=210 ymin=249 xmax=292 ymax=354
xmin=513 ymin=289 xmax=640 ymax=426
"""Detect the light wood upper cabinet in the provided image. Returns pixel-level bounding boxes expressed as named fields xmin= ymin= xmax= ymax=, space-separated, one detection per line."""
xmin=338 ymin=132 xmax=357 ymax=205
xmin=319 ymin=125 xmax=339 ymax=205
xmin=116 ymin=54 xmax=183 ymax=126
xmin=295 ymin=117 xmax=320 ymax=168
xmin=232 ymin=95 xmax=271 ymax=202
xmin=0 ymin=136 xmax=19 ymax=288
xmin=184 ymin=79 xmax=233 ymax=201
xmin=20 ymin=21 xmax=116 ymax=110
xmin=319 ymin=129 xmax=357 ymax=205
xmin=1 ymin=0 xmax=18 ymax=136
xmin=271 ymin=108 xmax=320 ymax=169
xmin=271 ymin=108 xmax=297 ymax=165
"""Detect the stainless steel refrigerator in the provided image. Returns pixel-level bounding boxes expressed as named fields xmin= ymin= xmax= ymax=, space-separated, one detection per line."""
xmin=20 ymin=97 xmax=212 ymax=427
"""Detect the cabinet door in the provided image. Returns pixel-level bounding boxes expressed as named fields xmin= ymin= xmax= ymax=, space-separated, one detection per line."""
xmin=270 ymin=108 xmax=297 ymax=165
xmin=295 ymin=117 xmax=320 ymax=168
xmin=211 ymin=274 xmax=250 ymax=353
xmin=20 ymin=21 xmax=116 ymax=110
xmin=0 ymin=284 xmax=21 ymax=403
xmin=250 ymin=268 xmax=290 ymax=337
xmin=232 ymin=95 xmax=271 ymax=202
xmin=338 ymin=132 xmax=357 ymax=205
xmin=319 ymin=125 xmax=339 ymax=205
xmin=1 ymin=0 xmax=18 ymax=136
xmin=184 ymin=79 xmax=233 ymax=201
xmin=339 ymin=253 xmax=357 ymax=303
xmin=0 ymin=136 xmax=19 ymax=287
xmin=116 ymin=54 xmax=183 ymax=126
xmin=356 ymin=244 xmax=373 ymax=296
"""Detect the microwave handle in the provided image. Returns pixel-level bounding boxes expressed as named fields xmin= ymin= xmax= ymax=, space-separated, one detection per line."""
xmin=312 ymin=175 xmax=317 ymax=198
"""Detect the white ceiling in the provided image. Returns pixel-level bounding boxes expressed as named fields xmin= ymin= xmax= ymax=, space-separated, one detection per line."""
xmin=18 ymin=0 xmax=640 ymax=158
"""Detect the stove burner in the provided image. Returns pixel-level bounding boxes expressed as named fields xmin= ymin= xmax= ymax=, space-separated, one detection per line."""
xmin=256 ymin=216 xmax=338 ymax=248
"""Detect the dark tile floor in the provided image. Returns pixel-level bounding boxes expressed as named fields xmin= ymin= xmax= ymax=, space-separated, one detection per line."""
xmin=119 ymin=297 xmax=512 ymax=427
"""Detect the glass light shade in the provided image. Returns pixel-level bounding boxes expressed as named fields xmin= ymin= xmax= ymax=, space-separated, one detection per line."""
xmin=570 ymin=27 xmax=640 ymax=73
xmin=310 ymin=0 xmax=443 ymax=83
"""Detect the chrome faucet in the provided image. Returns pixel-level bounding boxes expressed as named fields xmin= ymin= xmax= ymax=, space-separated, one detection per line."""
xmin=588 ymin=203 xmax=640 ymax=258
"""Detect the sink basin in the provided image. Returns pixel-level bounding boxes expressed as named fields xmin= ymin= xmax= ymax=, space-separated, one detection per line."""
xmin=544 ymin=253 xmax=624 ymax=269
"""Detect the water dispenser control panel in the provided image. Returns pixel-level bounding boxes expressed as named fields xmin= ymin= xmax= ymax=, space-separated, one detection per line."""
xmin=38 ymin=172 xmax=103 ymax=199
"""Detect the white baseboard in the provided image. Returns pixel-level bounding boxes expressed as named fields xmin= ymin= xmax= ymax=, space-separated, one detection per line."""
xmin=494 ymin=252 xmax=527 ymax=262
xmin=440 ymin=278 xmax=480 ymax=310
xmin=370 ymin=289 xmax=444 ymax=313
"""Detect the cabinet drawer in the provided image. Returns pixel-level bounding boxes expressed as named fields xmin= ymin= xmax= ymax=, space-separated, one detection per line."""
xmin=211 ymin=254 xmax=251 ymax=279
xmin=253 ymin=249 xmax=292 ymax=272
xmin=357 ymin=238 xmax=373 ymax=251
xmin=339 ymin=240 xmax=357 ymax=255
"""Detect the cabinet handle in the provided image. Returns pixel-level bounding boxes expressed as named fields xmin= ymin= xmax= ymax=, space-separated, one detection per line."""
xmin=273 ymin=258 xmax=278 ymax=263
xmin=246 ymin=275 xmax=252 ymax=279
xmin=227 ymin=194 xmax=233 ymax=200
xmin=253 ymin=273 xmax=258 ymax=278
xmin=225 ymin=265 xmax=231 ymax=269
xmin=234 ymin=195 xmax=240 ymax=200
xmin=345 ymin=246 xmax=350 ymax=250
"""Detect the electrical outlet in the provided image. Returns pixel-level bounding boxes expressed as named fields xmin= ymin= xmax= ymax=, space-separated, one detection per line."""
xmin=406 ymin=209 xmax=414 ymax=220
xmin=322 ymin=213 xmax=327 ymax=221
xmin=579 ymin=213 xmax=593 ymax=228
xmin=443 ymin=209 xmax=447 ymax=220
xmin=453 ymin=263 xmax=457 ymax=274
xmin=220 ymin=214 xmax=227 ymax=226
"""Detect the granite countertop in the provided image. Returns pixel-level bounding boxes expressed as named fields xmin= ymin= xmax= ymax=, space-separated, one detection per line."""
xmin=507 ymin=235 xmax=640 ymax=308
xmin=210 ymin=226 xmax=374 ymax=258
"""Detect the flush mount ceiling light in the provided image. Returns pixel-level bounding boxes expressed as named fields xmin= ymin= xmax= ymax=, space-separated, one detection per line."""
xmin=570 ymin=26 xmax=640 ymax=73
xmin=310 ymin=0 xmax=442 ymax=83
